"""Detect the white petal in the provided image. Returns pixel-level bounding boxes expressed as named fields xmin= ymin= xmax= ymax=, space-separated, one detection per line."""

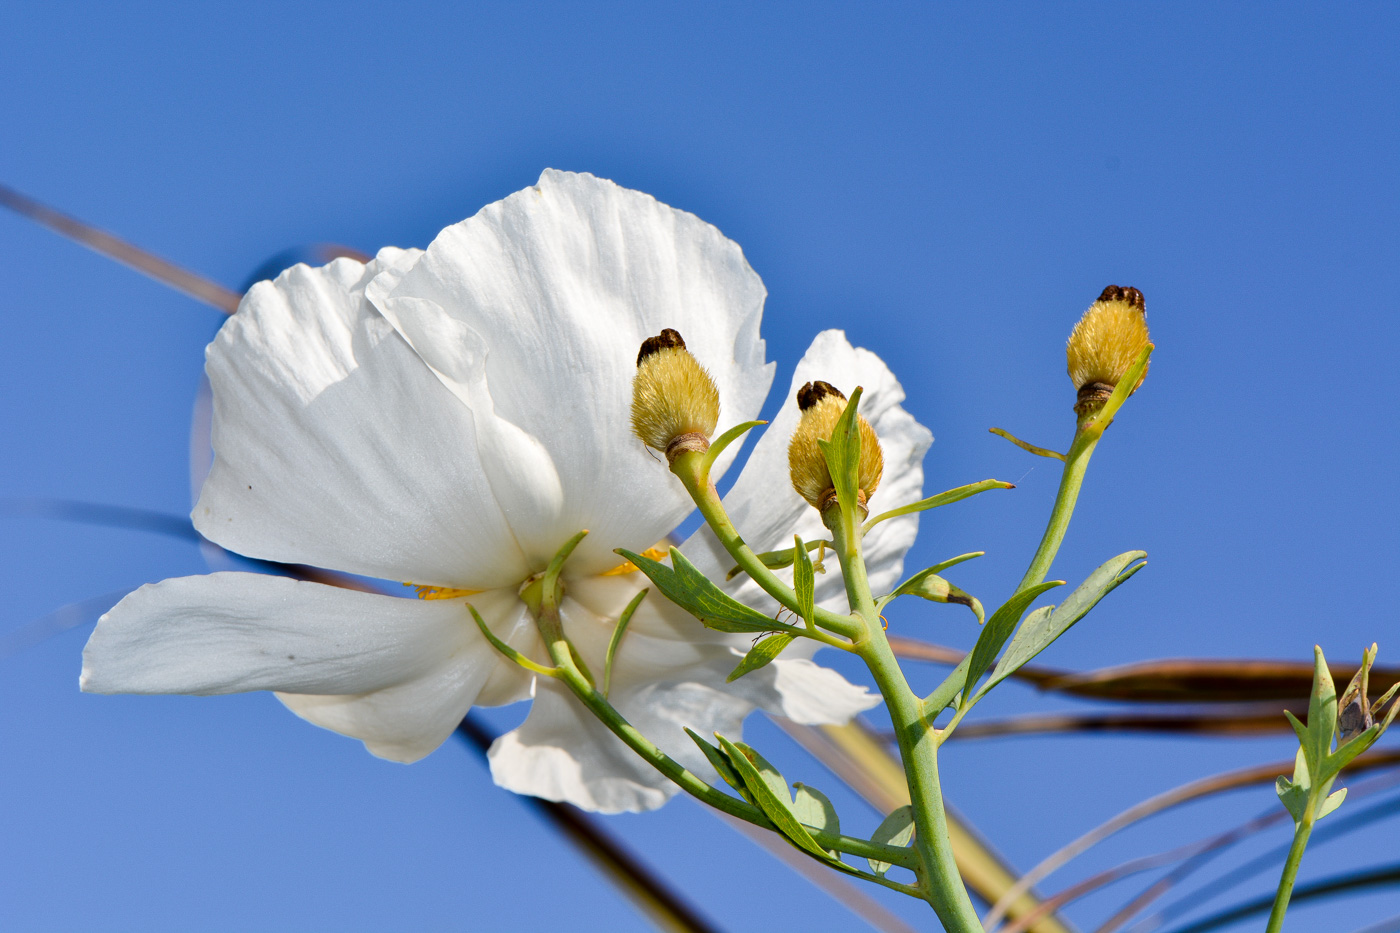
xmin=683 ymin=329 xmax=933 ymax=612
xmin=195 ymin=249 xmax=530 ymax=588
xmin=80 ymin=572 xmax=487 ymax=696
xmin=367 ymin=170 xmax=775 ymax=575
xmin=731 ymin=657 xmax=881 ymax=725
xmin=276 ymin=587 xmax=540 ymax=763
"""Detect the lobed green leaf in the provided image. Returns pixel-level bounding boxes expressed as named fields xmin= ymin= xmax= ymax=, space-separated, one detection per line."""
xmin=793 ymin=535 xmax=816 ymax=626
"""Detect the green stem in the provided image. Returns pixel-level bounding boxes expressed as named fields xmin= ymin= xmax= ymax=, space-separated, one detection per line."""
xmin=1016 ymin=413 xmax=1098 ymax=593
xmin=528 ymin=572 xmax=916 ymax=871
xmin=1266 ymin=807 xmax=1317 ymax=933
xmin=830 ymin=514 xmax=984 ymax=932
xmin=671 ymin=450 xmax=861 ymax=643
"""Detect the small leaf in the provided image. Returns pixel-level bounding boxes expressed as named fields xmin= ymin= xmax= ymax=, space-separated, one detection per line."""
xmin=793 ymin=536 xmax=815 ymax=626
xmin=1317 ymin=786 xmax=1348 ymax=820
xmin=962 ymin=581 xmax=1064 ymax=702
xmin=1276 ymin=775 xmax=1309 ymax=823
xmin=816 ymin=387 xmax=863 ymax=519
xmin=983 ymin=551 xmax=1146 ymax=696
xmin=727 ymin=539 xmax=830 ymax=581
xmin=603 ymin=588 xmax=648 ymax=698
xmin=619 ymin=547 xmax=801 ymax=635
xmin=685 ymin=728 xmax=749 ymax=801
xmin=867 ymin=805 xmax=915 ymax=876
xmin=727 ymin=633 xmax=796 ymax=682
xmin=714 ymin=735 xmax=835 ymax=863
xmin=1302 ymin=646 xmax=1338 ymax=771
xmin=862 ymin=479 xmax=1015 ymax=531
xmin=792 ymin=783 xmax=840 ymax=838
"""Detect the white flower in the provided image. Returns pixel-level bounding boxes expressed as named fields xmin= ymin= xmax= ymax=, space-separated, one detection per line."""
xmin=80 ymin=170 xmax=932 ymax=813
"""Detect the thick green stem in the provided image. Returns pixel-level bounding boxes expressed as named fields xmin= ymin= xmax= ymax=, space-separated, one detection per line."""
xmin=830 ymin=515 xmax=984 ymax=932
xmin=1266 ymin=809 xmax=1316 ymax=933
xmin=671 ymin=450 xmax=861 ymax=642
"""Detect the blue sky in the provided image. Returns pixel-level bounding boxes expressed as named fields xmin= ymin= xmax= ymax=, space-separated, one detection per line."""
xmin=2 ymin=3 xmax=1397 ymax=931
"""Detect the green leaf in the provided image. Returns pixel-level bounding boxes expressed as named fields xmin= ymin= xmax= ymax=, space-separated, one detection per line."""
xmin=1276 ymin=775 xmax=1309 ymax=823
xmin=727 ymin=633 xmax=796 ymax=682
xmin=793 ymin=536 xmax=815 ymax=626
xmin=792 ymin=783 xmax=840 ymax=838
xmin=701 ymin=420 xmax=766 ymax=475
xmin=981 ymin=551 xmax=1147 ymax=696
xmin=603 ymin=588 xmax=648 ymax=698
xmin=716 ymin=735 xmax=845 ymax=866
xmin=867 ymin=805 xmax=915 ymax=876
xmin=726 ymin=539 xmax=830 ymax=581
xmin=1317 ymin=786 xmax=1348 ymax=820
xmin=618 ymin=546 xmax=800 ymax=635
xmin=816 ymin=387 xmax=863 ymax=519
xmin=684 ymin=728 xmax=749 ymax=801
xmin=863 ymin=479 xmax=1016 ymax=531
xmin=962 ymin=580 xmax=1064 ymax=703
xmin=1302 ymin=646 xmax=1338 ymax=771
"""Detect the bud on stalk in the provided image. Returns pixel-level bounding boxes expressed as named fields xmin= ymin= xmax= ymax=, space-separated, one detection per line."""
xmin=631 ymin=328 xmax=721 ymax=463
xmin=787 ymin=380 xmax=883 ymax=513
xmin=1066 ymin=285 xmax=1151 ymax=416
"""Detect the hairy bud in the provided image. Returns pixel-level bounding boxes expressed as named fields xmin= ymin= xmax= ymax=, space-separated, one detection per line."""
xmin=787 ymin=381 xmax=884 ymax=511
xmin=631 ymin=328 xmax=720 ymax=461
xmin=1066 ymin=285 xmax=1151 ymax=415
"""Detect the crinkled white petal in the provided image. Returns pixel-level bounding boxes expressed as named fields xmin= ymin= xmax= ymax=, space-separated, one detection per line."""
xmin=195 ymin=249 xmax=530 ymax=589
xmin=80 ymin=572 xmax=488 ymax=697
xmin=683 ymin=329 xmax=932 ymax=614
xmin=367 ymin=170 xmax=774 ymax=576
xmin=485 ymin=574 xmax=875 ymax=812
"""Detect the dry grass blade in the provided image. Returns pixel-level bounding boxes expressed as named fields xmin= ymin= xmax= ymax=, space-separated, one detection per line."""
xmin=887 ymin=635 xmax=1400 ymax=705
xmin=996 ymin=808 xmax=1287 ymax=933
xmin=0 ymin=588 xmax=133 ymax=660
xmin=715 ymin=811 xmax=919 ymax=933
xmin=774 ymin=717 xmax=1078 ymax=933
xmin=982 ymin=749 xmax=1400 ymax=930
xmin=1161 ymin=861 xmax=1400 ymax=933
xmin=1041 ymin=658 xmax=1400 ymax=704
xmin=0 ymin=183 xmax=241 ymax=313
xmin=940 ymin=703 xmax=1306 ymax=741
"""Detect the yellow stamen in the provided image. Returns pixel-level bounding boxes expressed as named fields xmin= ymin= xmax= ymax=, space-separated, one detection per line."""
xmin=405 ymin=583 xmax=485 ymax=600
xmin=600 ymin=544 xmax=671 ymax=576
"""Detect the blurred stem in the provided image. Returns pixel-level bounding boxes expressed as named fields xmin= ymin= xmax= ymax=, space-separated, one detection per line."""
xmin=670 ymin=449 xmax=860 ymax=644
xmin=1266 ymin=785 xmax=1325 ymax=933
xmin=829 ymin=512 xmax=983 ymax=932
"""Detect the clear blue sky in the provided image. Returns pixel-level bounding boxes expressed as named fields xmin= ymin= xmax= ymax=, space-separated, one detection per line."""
xmin=2 ymin=3 xmax=1397 ymax=931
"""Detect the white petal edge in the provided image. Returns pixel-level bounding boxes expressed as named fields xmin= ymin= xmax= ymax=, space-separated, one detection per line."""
xmin=367 ymin=169 xmax=775 ymax=575
xmin=195 ymin=249 xmax=530 ymax=589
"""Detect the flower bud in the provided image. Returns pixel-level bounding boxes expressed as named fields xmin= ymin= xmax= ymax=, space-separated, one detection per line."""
xmin=1066 ymin=285 xmax=1151 ymax=415
xmin=631 ymin=328 xmax=720 ymax=461
xmin=787 ymin=381 xmax=884 ymax=512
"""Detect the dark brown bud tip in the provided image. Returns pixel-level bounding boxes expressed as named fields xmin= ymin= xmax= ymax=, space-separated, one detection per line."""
xmin=1098 ymin=285 xmax=1145 ymax=311
xmin=797 ymin=380 xmax=846 ymax=412
xmin=637 ymin=328 xmax=687 ymax=366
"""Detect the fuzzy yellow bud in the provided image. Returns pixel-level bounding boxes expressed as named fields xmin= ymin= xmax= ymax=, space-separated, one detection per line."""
xmin=630 ymin=328 xmax=720 ymax=461
xmin=787 ymin=381 xmax=884 ymax=512
xmin=1066 ymin=285 xmax=1151 ymax=415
